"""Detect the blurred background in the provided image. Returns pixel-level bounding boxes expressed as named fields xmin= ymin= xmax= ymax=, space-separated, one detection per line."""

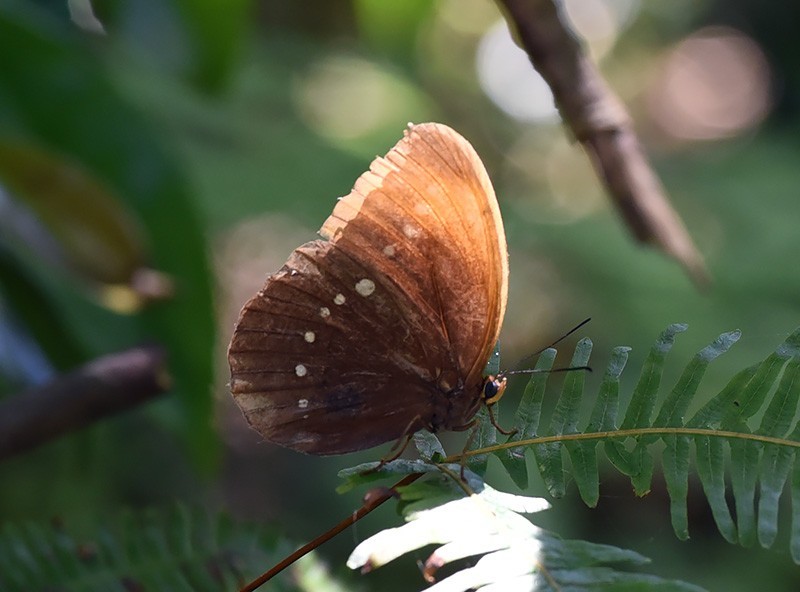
xmin=1 ymin=0 xmax=799 ymax=589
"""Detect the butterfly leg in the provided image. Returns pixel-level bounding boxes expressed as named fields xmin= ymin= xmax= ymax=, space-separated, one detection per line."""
xmin=486 ymin=402 xmax=517 ymax=436
xmin=451 ymin=406 xmax=516 ymax=479
xmin=451 ymin=420 xmax=478 ymax=480
xmin=363 ymin=415 xmax=421 ymax=474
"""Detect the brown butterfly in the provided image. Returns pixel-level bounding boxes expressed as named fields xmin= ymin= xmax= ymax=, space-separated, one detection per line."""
xmin=227 ymin=122 xmax=508 ymax=455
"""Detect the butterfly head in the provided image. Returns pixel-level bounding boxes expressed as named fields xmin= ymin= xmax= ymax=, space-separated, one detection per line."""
xmin=481 ymin=374 xmax=508 ymax=406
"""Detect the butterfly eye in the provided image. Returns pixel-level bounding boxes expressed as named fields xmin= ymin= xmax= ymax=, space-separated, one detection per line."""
xmin=482 ymin=375 xmax=507 ymax=405
xmin=483 ymin=377 xmax=498 ymax=399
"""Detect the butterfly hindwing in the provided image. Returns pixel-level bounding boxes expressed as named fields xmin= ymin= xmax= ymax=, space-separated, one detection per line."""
xmin=230 ymin=240 xmax=440 ymax=454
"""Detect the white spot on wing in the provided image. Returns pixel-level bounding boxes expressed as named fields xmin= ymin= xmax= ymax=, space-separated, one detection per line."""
xmin=319 ymin=307 xmax=330 ymax=318
xmin=403 ymin=224 xmax=420 ymax=239
xmin=334 ymin=293 xmax=346 ymax=305
xmin=298 ymin=398 xmax=309 ymax=409
xmin=414 ymin=202 xmax=431 ymax=216
xmin=295 ymin=364 xmax=308 ymax=377
xmin=304 ymin=331 xmax=316 ymax=343
xmin=355 ymin=278 xmax=376 ymax=297
xmin=383 ymin=244 xmax=396 ymax=256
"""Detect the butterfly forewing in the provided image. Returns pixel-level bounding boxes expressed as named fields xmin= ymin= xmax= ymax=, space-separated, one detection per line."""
xmin=322 ymin=124 xmax=507 ymax=385
xmin=228 ymin=122 xmax=508 ymax=454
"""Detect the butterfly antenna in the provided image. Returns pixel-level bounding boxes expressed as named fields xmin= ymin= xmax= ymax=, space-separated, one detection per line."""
xmin=499 ymin=317 xmax=592 ymax=379
xmin=503 ymin=365 xmax=592 ymax=377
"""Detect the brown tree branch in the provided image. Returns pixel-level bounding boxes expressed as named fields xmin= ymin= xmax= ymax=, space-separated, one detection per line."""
xmin=0 ymin=345 xmax=170 ymax=461
xmin=496 ymin=0 xmax=709 ymax=286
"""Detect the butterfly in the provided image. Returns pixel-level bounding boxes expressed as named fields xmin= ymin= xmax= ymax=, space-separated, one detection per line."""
xmin=227 ymin=122 xmax=508 ymax=455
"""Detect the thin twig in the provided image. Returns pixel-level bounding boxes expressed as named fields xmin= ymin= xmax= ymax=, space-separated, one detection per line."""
xmin=239 ymin=473 xmax=422 ymax=592
xmin=0 ymin=345 xmax=170 ymax=460
xmin=496 ymin=0 xmax=708 ymax=286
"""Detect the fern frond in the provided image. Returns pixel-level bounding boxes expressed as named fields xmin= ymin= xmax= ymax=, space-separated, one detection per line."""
xmin=488 ymin=325 xmax=800 ymax=560
xmin=345 ymin=462 xmax=705 ymax=592
xmin=0 ymin=505 xmax=326 ymax=592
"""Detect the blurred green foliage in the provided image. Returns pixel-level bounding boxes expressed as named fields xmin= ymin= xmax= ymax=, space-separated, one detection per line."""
xmin=0 ymin=505 xmax=303 ymax=591
xmin=1 ymin=0 xmax=799 ymax=590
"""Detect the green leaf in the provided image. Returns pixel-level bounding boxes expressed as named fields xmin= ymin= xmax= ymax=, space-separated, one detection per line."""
xmin=610 ymin=324 xmax=686 ymax=494
xmin=354 ymin=0 xmax=434 ymax=55
xmin=541 ymin=535 xmax=650 ymax=568
xmin=718 ymin=330 xmax=800 ymax=548
xmin=662 ymin=434 xmax=692 ymax=540
xmin=792 ymin=456 xmax=800 ymax=563
xmin=0 ymin=506 xmax=310 ymax=592
xmin=586 ymin=346 xmax=629 ymax=433
xmin=173 ymin=0 xmax=253 ymax=91
xmin=513 ymin=348 xmax=557 ymax=438
xmin=497 ymin=348 xmax=556 ymax=489
xmin=684 ymin=362 xmax=756 ymax=543
xmin=534 ymin=568 xmax=706 ymax=591
xmin=336 ymin=459 xmax=435 ymax=493
xmin=729 ymin=435 xmax=762 ymax=547
xmin=687 ymin=365 xmax=759 ymax=429
xmin=694 ymin=434 xmax=737 ymax=543
xmin=724 ymin=326 xmax=800 ymax=425
xmin=621 ymin=323 xmax=687 ymax=430
xmin=0 ymin=140 xmax=147 ymax=288
xmin=565 ymin=437 xmax=599 ymax=508
xmin=532 ymin=422 xmax=564 ymax=497
xmin=414 ymin=431 xmax=446 ymax=462
xmin=562 ymin=339 xmax=596 ymax=505
xmin=569 ymin=346 xmax=630 ymax=509
xmin=657 ymin=331 xmax=740 ymax=540
xmin=468 ymin=406 xmax=496 ymax=476
xmin=632 ymin=451 xmax=657 ymax=496
xmin=757 ymin=357 xmax=800 ymax=547
xmin=550 ymin=338 xmax=593 ymax=436
xmin=0 ymin=7 xmax=217 ymax=466
xmin=758 ymin=443 xmax=795 ymax=548
xmin=535 ymin=339 xmax=592 ymax=499
xmin=756 ymin=356 xmax=800 ymax=437
xmin=654 ymin=330 xmax=741 ymax=429
xmin=395 ymin=479 xmax=463 ymax=516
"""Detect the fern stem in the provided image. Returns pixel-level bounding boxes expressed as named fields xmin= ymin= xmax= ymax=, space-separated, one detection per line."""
xmin=449 ymin=427 xmax=800 ymax=461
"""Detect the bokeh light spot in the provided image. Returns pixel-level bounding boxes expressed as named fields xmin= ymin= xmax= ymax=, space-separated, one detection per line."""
xmin=294 ymin=55 xmax=430 ymax=151
xmin=647 ymin=27 xmax=772 ymax=141
xmin=476 ymin=20 xmax=558 ymax=122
